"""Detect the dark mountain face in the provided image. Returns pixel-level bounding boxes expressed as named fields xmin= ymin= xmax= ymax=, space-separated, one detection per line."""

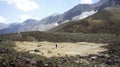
xmin=107 ymin=0 xmax=120 ymax=6
xmin=95 ymin=0 xmax=120 ymax=10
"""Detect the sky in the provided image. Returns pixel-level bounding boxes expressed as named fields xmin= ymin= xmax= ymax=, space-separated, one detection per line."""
xmin=0 ymin=0 xmax=100 ymax=24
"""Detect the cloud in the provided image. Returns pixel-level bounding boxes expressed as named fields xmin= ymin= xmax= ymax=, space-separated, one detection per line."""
xmin=0 ymin=16 xmax=7 ymax=23
xmin=5 ymin=0 xmax=39 ymax=11
xmin=80 ymin=0 xmax=93 ymax=4
xmin=20 ymin=14 xmax=32 ymax=21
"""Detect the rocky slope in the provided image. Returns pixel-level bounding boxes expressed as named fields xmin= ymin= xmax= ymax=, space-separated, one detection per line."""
xmin=51 ymin=7 xmax=120 ymax=34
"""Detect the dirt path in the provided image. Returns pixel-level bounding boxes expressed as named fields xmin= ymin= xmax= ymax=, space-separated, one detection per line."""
xmin=14 ymin=41 xmax=107 ymax=58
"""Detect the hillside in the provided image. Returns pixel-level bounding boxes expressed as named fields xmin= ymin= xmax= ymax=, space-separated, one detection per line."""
xmin=50 ymin=7 xmax=120 ymax=34
xmin=0 ymin=31 xmax=120 ymax=43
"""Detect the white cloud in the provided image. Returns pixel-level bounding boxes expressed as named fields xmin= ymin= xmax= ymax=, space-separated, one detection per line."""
xmin=20 ymin=14 xmax=32 ymax=21
xmin=80 ymin=0 xmax=93 ymax=4
xmin=0 ymin=16 xmax=7 ymax=24
xmin=5 ymin=0 xmax=39 ymax=11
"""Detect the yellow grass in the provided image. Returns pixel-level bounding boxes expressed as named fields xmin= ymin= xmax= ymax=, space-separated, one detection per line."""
xmin=14 ymin=41 xmax=107 ymax=58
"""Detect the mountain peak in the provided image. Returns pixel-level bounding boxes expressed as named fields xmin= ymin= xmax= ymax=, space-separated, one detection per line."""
xmin=97 ymin=0 xmax=120 ymax=7
xmin=24 ymin=19 xmax=37 ymax=22
xmin=23 ymin=19 xmax=37 ymax=24
xmin=51 ymin=13 xmax=59 ymax=17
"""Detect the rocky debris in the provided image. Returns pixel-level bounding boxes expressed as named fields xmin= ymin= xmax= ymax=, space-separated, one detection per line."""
xmin=37 ymin=45 xmax=41 ymax=47
xmin=34 ymin=49 xmax=40 ymax=52
xmin=0 ymin=48 xmax=11 ymax=54
xmin=0 ymin=40 xmax=3 ymax=43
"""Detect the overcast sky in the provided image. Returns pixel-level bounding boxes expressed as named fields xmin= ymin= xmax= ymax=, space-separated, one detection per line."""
xmin=0 ymin=0 xmax=99 ymax=24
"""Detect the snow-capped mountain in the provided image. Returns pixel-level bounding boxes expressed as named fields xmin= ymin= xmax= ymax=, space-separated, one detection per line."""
xmin=0 ymin=0 xmax=120 ymax=34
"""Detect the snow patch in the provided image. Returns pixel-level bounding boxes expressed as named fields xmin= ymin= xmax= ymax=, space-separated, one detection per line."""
xmin=60 ymin=20 xmax=70 ymax=25
xmin=55 ymin=23 xmax=59 ymax=26
xmin=72 ymin=10 xmax=97 ymax=20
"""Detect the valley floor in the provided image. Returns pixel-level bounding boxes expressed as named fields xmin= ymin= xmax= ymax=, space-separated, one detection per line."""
xmin=14 ymin=41 xmax=107 ymax=58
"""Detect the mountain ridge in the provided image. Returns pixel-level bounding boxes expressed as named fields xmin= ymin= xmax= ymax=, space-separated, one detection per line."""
xmin=50 ymin=7 xmax=120 ymax=34
xmin=0 ymin=0 xmax=120 ymax=34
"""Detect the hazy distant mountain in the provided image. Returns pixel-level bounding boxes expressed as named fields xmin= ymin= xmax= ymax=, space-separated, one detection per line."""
xmin=19 ymin=19 xmax=37 ymax=32
xmin=0 ymin=23 xmax=19 ymax=34
xmin=0 ymin=0 xmax=120 ymax=34
xmin=0 ymin=19 xmax=37 ymax=34
xmin=0 ymin=23 xmax=10 ymax=30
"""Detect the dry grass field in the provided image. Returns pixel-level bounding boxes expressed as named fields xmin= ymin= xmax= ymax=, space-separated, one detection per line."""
xmin=14 ymin=41 xmax=107 ymax=58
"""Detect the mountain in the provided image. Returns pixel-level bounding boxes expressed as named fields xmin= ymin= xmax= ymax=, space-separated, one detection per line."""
xmin=50 ymin=7 xmax=120 ymax=34
xmin=0 ymin=23 xmax=10 ymax=30
xmin=0 ymin=0 xmax=120 ymax=34
xmin=50 ymin=0 xmax=120 ymax=33
xmin=19 ymin=19 xmax=37 ymax=32
xmin=0 ymin=23 xmax=20 ymax=34
xmin=0 ymin=19 xmax=37 ymax=34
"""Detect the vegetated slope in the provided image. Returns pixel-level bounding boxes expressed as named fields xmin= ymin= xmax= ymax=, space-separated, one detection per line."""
xmin=0 ymin=31 xmax=120 ymax=43
xmin=51 ymin=7 xmax=120 ymax=34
